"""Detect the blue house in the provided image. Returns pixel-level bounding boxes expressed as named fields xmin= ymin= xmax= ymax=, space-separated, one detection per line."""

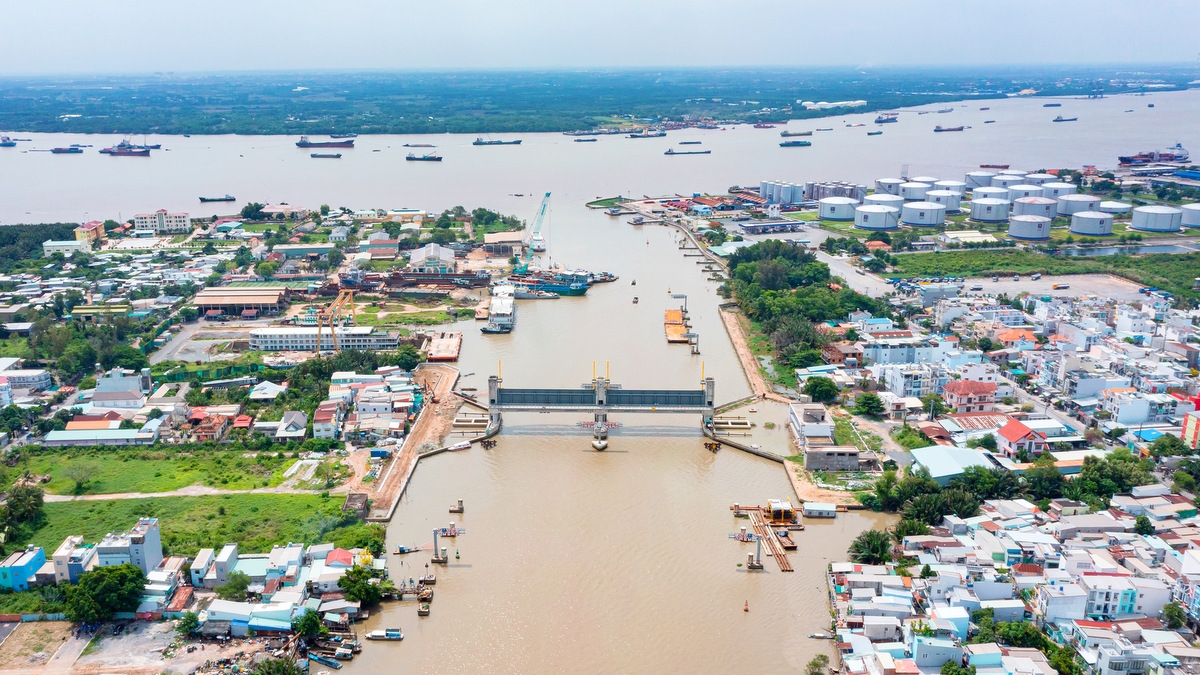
xmin=0 ymin=546 xmax=46 ymax=591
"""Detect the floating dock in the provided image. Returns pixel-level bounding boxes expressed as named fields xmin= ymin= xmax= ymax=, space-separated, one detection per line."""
xmin=747 ymin=509 xmax=793 ymax=572
xmin=664 ymin=309 xmax=689 ymax=343
xmin=427 ymin=331 xmax=463 ymax=362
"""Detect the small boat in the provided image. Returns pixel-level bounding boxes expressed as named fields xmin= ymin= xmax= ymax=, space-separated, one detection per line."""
xmin=979 ymin=107 xmax=990 ymax=111
xmin=984 ymin=120 xmax=996 ymax=124
xmin=679 ymin=141 xmax=703 ymax=145
xmin=846 ymin=123 xmax=865 ymax=128
xmin=329 ymin=133 xmax=358 ymax=138
xmin=631 ymin=279 xmax=636 ymax=286
xmin=574 ymin=138 xmax=597 ymax=142
xmin=936 ymin=108 xmax=953 ymax=113
xmin=664 ymin=148 xmax=711 ymax=155
xmin=69 ymin=144 xmax=91 ymax=148
xmin=50 ymin=147 xmax=83 ymax=154
xmin=780 ymin=130 xmax=813 ymax=137
xmin=1052 ymin=116 xmax=1077 ymax=122
xmin=394 ymin=545 xmax=421 ymax=554
xmin=311 ymin=152 xmax=342 ymax=158
xmin=406 ymin=153 xmax=442 ymax=161
xmin=1148 ymin=104 xmax=1155 ymax=108
xmin=418 ymin=604 xmax=431 ymax=616
xmin=418 ymin=588 xmax=434 ymax=602
xmin=1043 ymin=103 xmax=1062 ymax=108
xmin=420 ymin=573 xmax=436 ymax=585
xmin=1124 ymin=109 xmax=1134 ymax=113
xmin=815 ymin=128 xmax=833 ymax=131
xmin=403 ymin=143 xmax=436 ymax=147
xmin=0 ymin=136 xmax=15 ymax=148
xmin=980 ymin=164 xmax=1009 ymax=169
xmin=632 ymin=297 xmax=639 ymax=304
xmin=808 ymin=632 xmax=836 ymax=639
xmin=748 ymin=408 xmax=758 ymax=413
xmin=199 ymin=194 xmax=236 ymax=202
xmin=933 ymin=125 xmax=964 ymax=132
xmin=753 ymin=123 xmax=775 ymax=129
xmin=867 ymin=130 xmax=883 ymax=136
xmin=333 ymin=648 xmax=354 ymax=661
xmin=473 ymin=138 xmax=522 ymax=145
xmin=366 ymin=629 xmax=404 ymax=641
xmin=779 ymin=140 xmax=812 ymax=147
xmin=307 ymin=654 xmax=343 ymax=669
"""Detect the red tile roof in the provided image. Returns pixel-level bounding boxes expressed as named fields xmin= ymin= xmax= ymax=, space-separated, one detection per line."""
xmin=943 ymin=380 xmax=999 ymax=397
xmin=998 ymin=419 xmax=1036 ymax=443
xmin=325 ymin=548 xmax=354 ymax=567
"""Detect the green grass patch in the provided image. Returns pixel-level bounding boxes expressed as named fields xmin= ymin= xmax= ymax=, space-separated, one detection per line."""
xmin=22 ymin=494 xmax=374 ymax=556
xmin=81 ymin=635 xmax=103 ymax=657
xmin=586 ymin=197 xmax=623 ymax=208
xmin=0 ymin=588 xmax=66 ymax=615
xmin=10 ymin=446 xmax=295 ymax=495
xmin=784 ymin=211 xmax=819 ymax=222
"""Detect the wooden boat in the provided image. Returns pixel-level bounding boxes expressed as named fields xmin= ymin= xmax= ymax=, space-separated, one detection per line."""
xmin=366 ymin=629 xmax=404 ymax=641
xmin=419 ymin=587 xmax=434 ymax=602
xmin=418 ymin=603 xmax=431 ymax=616
xmin=308 ymin=653 xmax=343 ymax=669
xmin=420 ymin=573 xmax=436 ymax=585
xmin=394 ymin=545 xmax=421 ymax=554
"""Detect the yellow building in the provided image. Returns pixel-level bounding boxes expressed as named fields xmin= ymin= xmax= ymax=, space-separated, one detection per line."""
xmin=73 ymin=220 xmax=104 ymax=246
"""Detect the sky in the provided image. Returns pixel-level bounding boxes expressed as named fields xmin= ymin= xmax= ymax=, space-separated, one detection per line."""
xmin=3 ymin=0 xmax=1199 ymax=75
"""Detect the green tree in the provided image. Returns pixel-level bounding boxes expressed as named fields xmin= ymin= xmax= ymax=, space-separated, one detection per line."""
xmin=847 ymin=529 xmax=892 ymax=564
xmin=291 ymin=608 xmax=326 ymax=637
xmin=904 ymin=492 xmax=949 ymax=525
xmin=180 ymin=307 xmax=199 ymax=322
xmin=976 ymin=337 xmax=995 ymax=352
xmin=803 ymin=376 xmax=838 ymax=403
xmin=241 ymin=203 xmax=266 ymax=220
xmin=255 ymin=261 xmax=279 ymax=278
xmin=337 ymin=565 xmax=383 ymax=606
xmin=920 ymin=393 xmax=949 ymax=417
xmin=78 ymin=376 xmax=97 ymax=390
xmin=854 ymin=393 xmax=885 ymax=417
xmin=1135 ymin=515 xmax=1154 ymax=536
xmin=176 ymin=611 xmax=200 ymax=636
xmin=65 ymin=563 xmax=145 ymax=622
xmin=1164 ymin=602 xmax=1186 ymax=629
xmin=891 ymin=518 xmax=930 ymax=544
xmin=806 ymin=654 xmax=830 ymax=675
xmin=216 ymin=570 xmax=251 ymax=601
xmin=63 ymin=461 xmax=100 ymax=495
xmin=2 ymin=483 xmax=44 ymax=524
xmin=1149 ymin=434 xmax=1189 ymax=457
xmin=995 ymin=620 xmax=1047 ymax=649
xmin=254 ymin=657 xmax=306 ymax=675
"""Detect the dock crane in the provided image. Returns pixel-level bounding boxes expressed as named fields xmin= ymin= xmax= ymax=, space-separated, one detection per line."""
xmin=515 ymin=192 xmax=551 ymax=275
xmin=315 ymin=289 xmax=356 ymax=354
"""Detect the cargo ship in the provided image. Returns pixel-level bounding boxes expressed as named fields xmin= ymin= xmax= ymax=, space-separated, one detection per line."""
xmin=574 ymin=138 xmax=597 ymax=142
xmin=406 ymin=153 xmax=442 ymax=161
xmin=1043 ymin=103 xmax=1062 ymax=108
xmin=1119 ymin=143 xmax=1189 ymax=165
xmin=311 ymin=152 xmax=342 ymax=158
xmin=628 ymin=130 xmax=666 ymax=138
xmin=933 ymin=125 xmax=964 ymax=132
xmin=874 ymin=113 xmax=899 ymax=124
xmin=99 ymin=142 xmax=150 ymax=156
xmin=867 ymin=130 xmax=883 ymax=136
xmin=473 ymin=138 xmax=522 ymax=145
xmin=679 ymin=141 xmax=703 ymax=145
xmin=51 ymin=147 xmax=83 ymax=154
xmin=200 ymin=194 xmax=236 ymax=202
xmin=780 ymin=130 xmax=813 ymax=137
xmin=753 ymin=123 xmax=776 ymax=129
xmin=936 ymin=108 xmax=953 ymax=113
xmin=382 ymin=270 xmax=492 ymax=289
xmin=505 ymin=274 xmax=588 ymax=296
xmin=665 ymin=148 xmax=711 ymax=155
xmin=1052 ymin=116 xmax=1077 ymax=122
xmin=780 ymin=140 xmax=812 ymax=147
xmin=403 ymin=143 xmax=436 ymax=147
xmin=296 ymin=136 xmax=355 ymax=148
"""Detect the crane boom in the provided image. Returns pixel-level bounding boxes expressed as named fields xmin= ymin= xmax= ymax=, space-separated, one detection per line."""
xmin=517 ymin=192 xmax=551 ymax=274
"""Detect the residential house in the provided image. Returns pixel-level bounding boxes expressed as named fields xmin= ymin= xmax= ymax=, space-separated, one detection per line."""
xmin=805 ymin=447 xmax=862 ymax=471
xmin=822 ymin=341 xmax=862 ymax=366
xmin=95 ymin=518 xmax=163 ymax=574
xmin=0 ymin=546 xmax=46 ymax=591
xmin=996 ymin=419 xmax=1047 ymax=459
xmin=942 ymin=380 xmax=998 ymax=413
xmin=193 ymin=415 xmax=230 ymax=442
xmin=52 ymin=535 xmax=96 ymax=585
xmin=275 ymin=411 xmax=308 ymax=441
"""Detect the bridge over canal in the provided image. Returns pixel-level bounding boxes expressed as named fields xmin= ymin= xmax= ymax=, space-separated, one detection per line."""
xmin=486 ymin=367 xmax=716 ymax=450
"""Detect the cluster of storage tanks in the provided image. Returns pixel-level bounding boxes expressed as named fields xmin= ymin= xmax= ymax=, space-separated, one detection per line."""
xmin=757 ymin=180 xmax=805 ymax=205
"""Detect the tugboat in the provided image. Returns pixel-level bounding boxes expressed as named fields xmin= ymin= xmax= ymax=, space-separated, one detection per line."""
xmin=406 ymin=153 xmax=442 ymax=161
xmin=1052 ymin=115 xmax=1078 ymax=122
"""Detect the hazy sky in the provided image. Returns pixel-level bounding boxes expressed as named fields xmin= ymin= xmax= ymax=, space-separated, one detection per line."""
xmin=4 ymin=0 xmax=1198 ymax=75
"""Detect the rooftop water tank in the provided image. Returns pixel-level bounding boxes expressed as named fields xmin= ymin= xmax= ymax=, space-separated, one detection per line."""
xmin=990 ymin=175 xmax=1024 ymax=189
xmin=970 ymin=198 xmax=1010 ymax=223
xmin=875 ymin=178 xmax=904 ymax=196
xmin=1056 ymin=194 xmax=1100 ymax=216
xmin=1042 ymin=182 xmax=1077 ymax=199
xmin=1182 ymin=203 xmax=1200 ymax=228
xmin=900 ymin=182 xmax=930 ymax=200
xmin=865 ymin=193 xmax=905 ymax=211
xmin=964 ymin=171 xmax=996 ymax=189
xmin=900 ymin=202 xmax=947 ymax=227
xmin=1069 ymin=211 xmax=1113 ymax=236
xmin=1130 ymin=205 xmax=1183 ymax=232
xmin=1008 ymin=215 xmax=1051 ymax=240
xmin=854 ymin=205 xmax=900 ymax=230
xmin=925 ymin=190 xmax=962 ymax=212
xmin=1099 ymin=201 xmax=1132 ymax=215
xmin=1007 ymin=184 xmax=1044 ymax=200
xmin=1023 ymin=173 xmax=1055 ymax=185
xmin=1012 ymin=197 xmax=1057 ymax=218
xmin=933 ymin=180 xmax=967 ymax=195
xmin=819 ymin=196 xmax=859 ymax=221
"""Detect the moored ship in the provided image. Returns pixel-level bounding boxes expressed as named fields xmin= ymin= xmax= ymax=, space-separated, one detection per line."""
xmin=296 ymin=136 xmax=355 ymax=148
xmin=780 ymin=140 xmax=812 ymax=147
xmin=99 ymin=141 xmax=150 ymax=156
xmin=1052 ymin=115 xmax=1077 ymax=122
xmin=753 ymin=123 xmax=776 ymax=129
xmin=473 ymin=138 xmax=522 ymax=145
xmin=627 ymin=130 xmax=666 ymax=138
xmin=1119 ymin=143 xmax=1189 ymax=165
xmin=665 ymin=148 xmax=711 ymax=155
xmin=51 ymin=147 xmax=83 ymax=154
xmin=200 ymin=194 xmax=237 ymax=202
xmin=874 ymin=112 xmax=899 ymax=123
xmin=780 ymin=130 xmax=813 ymax=137
xmin=406 ymin=153 xmax=442 ymax=161
xmin=933 ymin=125 xmax=964 ymax=132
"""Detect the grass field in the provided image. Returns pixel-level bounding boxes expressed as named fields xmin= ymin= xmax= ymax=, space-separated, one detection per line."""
xmin=24 ymin=494 xmax=373 ymax=555
xmin=586 ymin=197 xmax=623 ymax=208
xmin=6 ymin=446 xmax=295 ymax=495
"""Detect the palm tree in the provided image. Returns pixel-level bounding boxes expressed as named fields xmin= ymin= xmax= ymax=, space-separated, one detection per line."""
xmin=848 ymin=529 xmax=892 ymax=564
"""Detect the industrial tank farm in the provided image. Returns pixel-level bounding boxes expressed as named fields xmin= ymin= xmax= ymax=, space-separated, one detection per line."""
xmin=1012 ymin=197 xmax=1057 ymax=218
xmin=933 ymin=180 xmax=967 ymax=195
xmin=1042 ymin=182 xmax=1078 ymax=199
xmin=1069 ymin=211 xmax=1114 ymax=236
xmin=1008 ymin=215 xmax=1052 ymax=240
xmin=990 ymin=175 xmax=1024 ymax=189
xmin=900 ymin=202 xmax=946 ymax=226
xmin=819 ymin=196 xmax=859 ymax=220
xmin=875 ymin=178 xmax=903 ymax=196
xmin=964 ymin=171 xmax=996 ymax=189
xmin=1182 ymin=203 xmax=1200 ymax=228
xmin=1022 ymin=173 xmax=1055 ymax=185
xmin=1130 ymin=205 xmax=1183 ymax=232
xmin=1099 ymin=201 xmax=1132 ymax=215
xmin=972 ymin=186 xmax=1009 ymax=201
xmin=925 ymin=189 xmax=962 ymax=211
xmin=900 ymin=182 xmax=930 ymax=200
xmin=865 ymin=193 xmax=905 ymax=211
xmin=1056 ymin=194 xmax=1100 ymax=216
xmin=1007 ymin=184 xmax=1044 ymax=200
xmin=970 ymin=198 xmax=1010 ymax=223
xmin=854 ymin=205 xmax=900 ymax=230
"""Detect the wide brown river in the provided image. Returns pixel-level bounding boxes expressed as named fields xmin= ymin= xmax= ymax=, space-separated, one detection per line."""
xmin=3 ymin=89 xmax=1196 ymax=672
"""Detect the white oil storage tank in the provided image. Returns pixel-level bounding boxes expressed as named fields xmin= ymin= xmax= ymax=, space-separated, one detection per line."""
xmin=865 ymin=193 xmax=905 ymax=211
xmin=901 ymin=202 xmax=946 ymax=226
xmin=1007 ymin=184 xmax=1044 ymax=200
xmin=1099 ymin=201 xmax=1132 ymax=215
xmin=900 ymin=182 xmax=930 ymax=200
xmin=970 ymin=198 xmax=1010 ymax=223
xmin=1181 ymin=203 xmax=1200 ymax=228
xmin=925 ymin=190 xmax=962 ymax=212
xmin=997 ymin=169 xmax=1027 ymax=176
xmin=1008 ymin=215 xmax=1051 ymax=240
xmin=819 ymin=196 xmax=859 ymax=221
xmin=965 ymin=171 xmax=996 ymax=189
xmin=991 ymin=175 xmax=1024 ymax=189
xmin=875 ymin=178 xmax=904 ymax=196
xmin=910 ymin=175 xmax=939 ymax=185
xmin=1069 ymin=211 xmax=1113 ymax=236
xmin=1056 ymin=194 xmax=1100 ymax=216
xmin=933 ymin=180 xmax=967 ymax=195
xmin=854 ymin=205 xmax=899 ymax=230
xmin=972 ymin=187 xmax=1009 ymax=201
xmin=1023 ymin=173 xmax=1055 ymax=185
xmin=1042 ymin=182 xmax=1077 ymax=199
xmin=1012 ymin=197 xmax=1057 ymax=218
xmin=1130 ymin=205 xmax=1183 ymax=232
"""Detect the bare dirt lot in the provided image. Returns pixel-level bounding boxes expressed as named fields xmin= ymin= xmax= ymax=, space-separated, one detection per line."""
xmin=70 ymin=621 xmax=263 ymax=675
xmin=0 ymin=622 xmax=73 ymax=670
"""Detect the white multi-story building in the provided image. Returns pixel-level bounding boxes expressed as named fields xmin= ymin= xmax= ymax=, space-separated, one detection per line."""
xmin=249 ymin=327 xmax=401 ymax=352
xmin=95 ymin=517 xmax=162 ymax=574
xmin=134 ymin=209 xmax=192 ymax=236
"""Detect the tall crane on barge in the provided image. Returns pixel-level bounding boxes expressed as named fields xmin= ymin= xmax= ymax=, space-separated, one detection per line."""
xmin=515 ymin=191 xmax=551 ymax=275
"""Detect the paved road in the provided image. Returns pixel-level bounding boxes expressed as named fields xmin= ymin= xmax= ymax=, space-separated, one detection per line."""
xmin=1002 ymin=375 xmax=1086 ymax=434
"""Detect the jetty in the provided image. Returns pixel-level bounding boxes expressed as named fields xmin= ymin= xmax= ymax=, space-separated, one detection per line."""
xmin=745 ymin=508 xmax=793 ymax=572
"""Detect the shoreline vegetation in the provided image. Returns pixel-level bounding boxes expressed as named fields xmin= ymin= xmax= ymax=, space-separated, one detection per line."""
xmin=1 ymin=67 xmax=1193 ymax=136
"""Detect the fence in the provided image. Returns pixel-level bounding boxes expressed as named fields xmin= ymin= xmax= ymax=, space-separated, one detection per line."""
xmin=158 ymin=363 xmax=268 ymax=383
xmin=0 ymin=613 xmax=68 ymax=622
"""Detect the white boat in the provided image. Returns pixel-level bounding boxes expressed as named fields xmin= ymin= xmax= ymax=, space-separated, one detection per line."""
xmin=366 ymin=628 xmax=404 ymax=641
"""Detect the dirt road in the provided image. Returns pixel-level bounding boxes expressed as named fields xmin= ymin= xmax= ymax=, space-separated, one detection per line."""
xmin=718 ymin=306 xmax=791 ymax=404
xmin=43 ymin=484 xmax=321 ymax=503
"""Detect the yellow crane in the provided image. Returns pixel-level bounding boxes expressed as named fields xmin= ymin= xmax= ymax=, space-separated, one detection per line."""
xmin=315 ymin=289 xmax=356 ymax=354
